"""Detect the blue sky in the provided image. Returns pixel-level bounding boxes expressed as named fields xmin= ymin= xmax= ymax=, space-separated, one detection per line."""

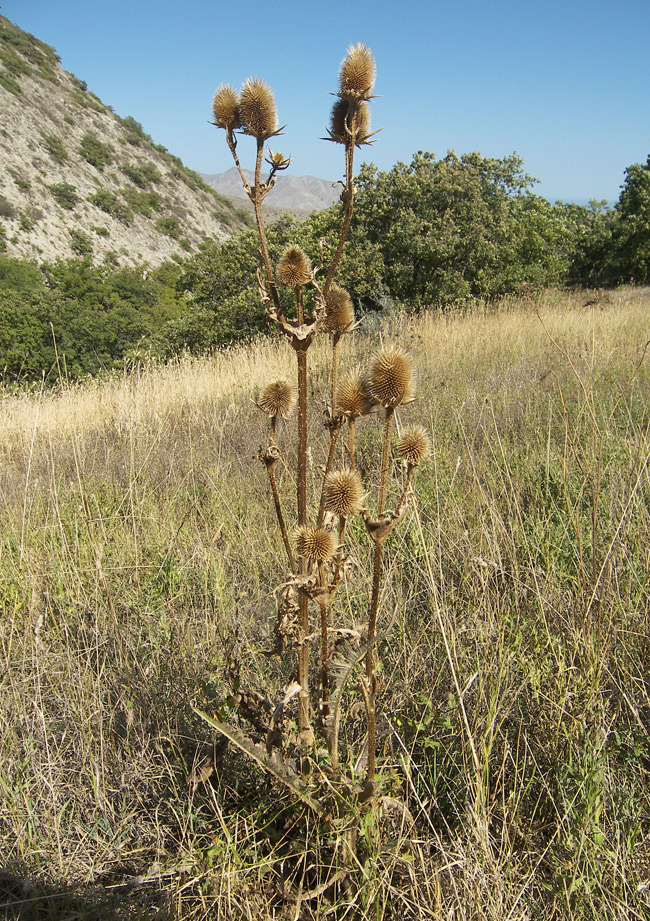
xmin=4 ymin=0 xmax=649 ymax=204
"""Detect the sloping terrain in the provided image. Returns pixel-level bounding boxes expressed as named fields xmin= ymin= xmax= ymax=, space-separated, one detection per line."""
xmin=0 ymin=16 xmax=250 ymax=267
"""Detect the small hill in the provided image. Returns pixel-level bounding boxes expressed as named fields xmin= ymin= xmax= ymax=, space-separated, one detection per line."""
xmin=0 ymin=16 xmax=250 ymax=267
xmin=201 ymin=166 xmax=341 ymax=214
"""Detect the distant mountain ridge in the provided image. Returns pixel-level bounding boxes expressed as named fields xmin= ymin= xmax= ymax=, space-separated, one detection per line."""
xmin=0 ymin=15 xmax=249 ymax=267
xmin=201 ymin=167 xmax=341 ymax=213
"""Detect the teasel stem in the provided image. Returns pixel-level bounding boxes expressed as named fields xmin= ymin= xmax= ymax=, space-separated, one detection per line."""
xmin=347 ymin=418 xmax=357 ymax=471
xmin=378 ymin=407 xmax=395 ymax=516
xmin=394 ymin=464 xmax=416 ymax=519
xmin=364 ymin=406 xmax=395 ymax=785
xmin=294 ymin=285 xmax=312 ymax=742
xmin=245 ymin=136 xmax=282 ymax=319
xmin=317 ymin=427 xmax=341 ymax=528
xmin=317 ymin=561 xmax=330 ymax=720
xmin=323 ymin=124 xmax=356 ymax=297
xmin=265 ymin=451 xmax=296 ymax=573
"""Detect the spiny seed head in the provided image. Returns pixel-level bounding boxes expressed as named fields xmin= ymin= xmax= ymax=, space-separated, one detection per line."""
xmin=323 ymin=469 xmax=365 ymax=517
xmin=369 ymin=346 xmax=414 ymax=408
xmin=337 ymin=372 xmax=374 ymax=417
xmin=212 ymin=84 xmax=241 ymax=130
xmin=339 ymin=43 xmax=376 ymax=100
xmin=295 ymin=526 xmax=336 ymax=562
xmin=397 ymin=426 xmax=430 ymax=466
xmin=328 ymin=98 xmax=372 ymax=147
xmin=324 ymin=284 xmax=354 ymax=332
xmin=267 ymin=150 xmax=290 ymax=169
xmin=239 ymin=77 xmax=277 ymax=139
xmin=257 ymin=380 xmax=296 ymax=418
xmin=277 ymin=246 xmax=312 ymax=287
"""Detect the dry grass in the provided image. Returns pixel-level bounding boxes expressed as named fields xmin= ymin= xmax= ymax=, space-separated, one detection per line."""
xmin=1 ymin=287 xmax=649 ymax=919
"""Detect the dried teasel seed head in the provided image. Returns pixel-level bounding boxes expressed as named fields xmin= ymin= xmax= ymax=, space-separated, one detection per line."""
xmin=239 ymin=77 xmax=278 ymax=139
xmin=323 ymin=468 xmax=365 ymax=517
xmin=396 ymin=426 xmax=430 ymax=467
xmin=328 ymin=98 xmax=372 ymax=147
xmin=295 ymin=526 xmax=336 ymax=562
xmin=368 ymin=346 xmax=414 ymax=408
xmin=324 ymin=284 xmax=354 ymax=333
xmin=257 ymin=380 xmax=296 ymax=418
xmin=337 ymin=372 xmax=374 ymax=417
xmin=277 ymin=246 xmax=312 ymax=287
xmin=267 ymin=150 xmax=290 ymax=169
xmin=339 ymin=43 xmax=376 ymax=100
xmin=212 ymin=84 xmax=242 ymax=130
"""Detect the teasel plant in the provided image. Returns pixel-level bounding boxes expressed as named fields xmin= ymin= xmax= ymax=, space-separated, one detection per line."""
xmin=195 ymin=44 xmax=429 ymax=813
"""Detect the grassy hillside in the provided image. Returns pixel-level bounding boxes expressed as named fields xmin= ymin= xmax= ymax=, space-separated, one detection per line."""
xmin=0 ymin=288 xmax=649 ymax=919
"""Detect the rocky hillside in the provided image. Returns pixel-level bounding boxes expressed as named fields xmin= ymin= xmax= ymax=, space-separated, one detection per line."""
xmin=0 ymin=16 xmax=250 ymax=268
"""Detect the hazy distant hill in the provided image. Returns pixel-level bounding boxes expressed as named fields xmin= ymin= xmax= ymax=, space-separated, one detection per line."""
xmin=0 ymin=15 xmax=250 ymax=267
xmin=201 ymin=167 xmax=341 ymax=213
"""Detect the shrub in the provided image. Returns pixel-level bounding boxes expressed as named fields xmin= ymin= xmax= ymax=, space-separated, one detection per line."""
xmin=119 ymin=162 xmax=162 ymax=187
xmin=49 ymin=182 xmax=79 ymax=210
xmin=40 ymin=132 xmax=68 ymax=164
xmin=120 ymin=188 xmax=162 ymax=217
xmin=89 ymin=189 xmax=133 ymax=224
xmin=69 ymin=229 xmax=93 ymax=256
xmin=155 ymin=216 xmax=181 ymax=239
xmin=79 ymin=133 xmax=113 ymax=170
xmin=0 ymin=196 xmax=16 ymax=219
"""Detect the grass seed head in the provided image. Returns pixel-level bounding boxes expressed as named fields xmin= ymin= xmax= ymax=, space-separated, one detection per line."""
xmin=337 ymin=372 xmax=374 ymax=417
xmin=239 ymin=77 xmax=278 ymax=139
xmin=368 ymin=345 xmax=414 ymax=408
xmin=212 ymin=84 xmax=242 ymax=130
xmin=257 ymin=380 xmax=296 ymax=418
xmin=277 ymin=246 xmax=312 ymax=287
xmin=397 ymin=425 xmax=430 ymax=466
xmin=295 ymin=526 xmax=336 ymax=562
xmin=339 ymin=43 xmax=376 ymax=100
xmin=324 ymin=468 xmax=365 ymax=517
xmin=324 ymin=284 xmax=354 ymax=332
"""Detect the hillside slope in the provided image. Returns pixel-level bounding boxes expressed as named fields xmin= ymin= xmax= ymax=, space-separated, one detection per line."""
xmin=0 ymin=16 xmax=250 ymax=267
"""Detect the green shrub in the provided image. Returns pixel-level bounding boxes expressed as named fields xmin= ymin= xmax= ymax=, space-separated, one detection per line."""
xmin=79 ymin=134 xmax=113 ymax=170
xmin=119 ymin=162 xmax=162 ymax=187
xmin=69 ymin=229 xmax=93 ymax=256
xmin=89 ymin=189 xmax=133 ymax=224
xmin=92 ymin=225 xmax=110 ymax=237
xmin=120 ymin=188 xmax=162 ymax=217
xmin=49 ymin=182 xmax=79 ymax=210
xmin=40 ymin=133 xmax=68 ymax=164
xmin=0 ymin=196 xmax=16 ymax=219
xmin=0 ymin=223 xmax=6 ymax=252
xmin=155 ymin=216 xmax=182 ymax=239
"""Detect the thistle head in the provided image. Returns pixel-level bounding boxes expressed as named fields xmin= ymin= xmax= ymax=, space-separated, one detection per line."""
xmin=295 ymin=526 xmax=337 ymax=563
xmin=277 ymin=245 xmax=312 ymax=288
xmin=212 ymin=84 xmax=242 ymax=130
xmin=368 ymin=346 xmax=414 ymax=408
xmin=328 ymin=98 xmax=373 ymax=147
xmin=257 ymin=379 xmax=296 ymax=418
xmin=239 ymin=77 xmax=278 ymax=140
xmin=336 ymin=372 xmax=374 ymax=417
xmin=323 ymin=468 xmax=365 ymax=517
xmin=396 ymin=426 xmax=430 ymax=467
xmin=324 ymin=284 xmax=354 ymax=333
xmin=267 ymin=150 xmax=291 ymax=170
xmin=338 ymin=43 xmax=376 ymax=100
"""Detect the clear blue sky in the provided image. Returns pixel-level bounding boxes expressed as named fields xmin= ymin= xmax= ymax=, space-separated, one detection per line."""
xmin=3 ymin=0 xmax=649 ymax=204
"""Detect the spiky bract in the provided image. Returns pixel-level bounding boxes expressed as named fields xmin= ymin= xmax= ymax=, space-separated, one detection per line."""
xmin=258 ymin=380 xmax=296 ymax=418
xmin=277 ymin=246 xmax=312 ymax=288
xmin=328 ymin=98 xmax=372 ymax=147
xmin=337 ymin=373 xmax=374 ymax=417
xmin=239 ymin=77 xmax=277 ymax=139
xmin=368 ymin=346 xmax=414 ymax=408
xmin=396 ymin=426 xmax=430 ymax=466
xmin=324 ymin=284 xmax=354 ymax=333
xmin=339 ymin=43 xmax=376 ymax=100
xmin=323 ymin=469 xmax=364 ymax=517
xmin=212 ymin=84 xmax=241 ymax=130
xmin=295 ymin=526 xmax=336 ymax=562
